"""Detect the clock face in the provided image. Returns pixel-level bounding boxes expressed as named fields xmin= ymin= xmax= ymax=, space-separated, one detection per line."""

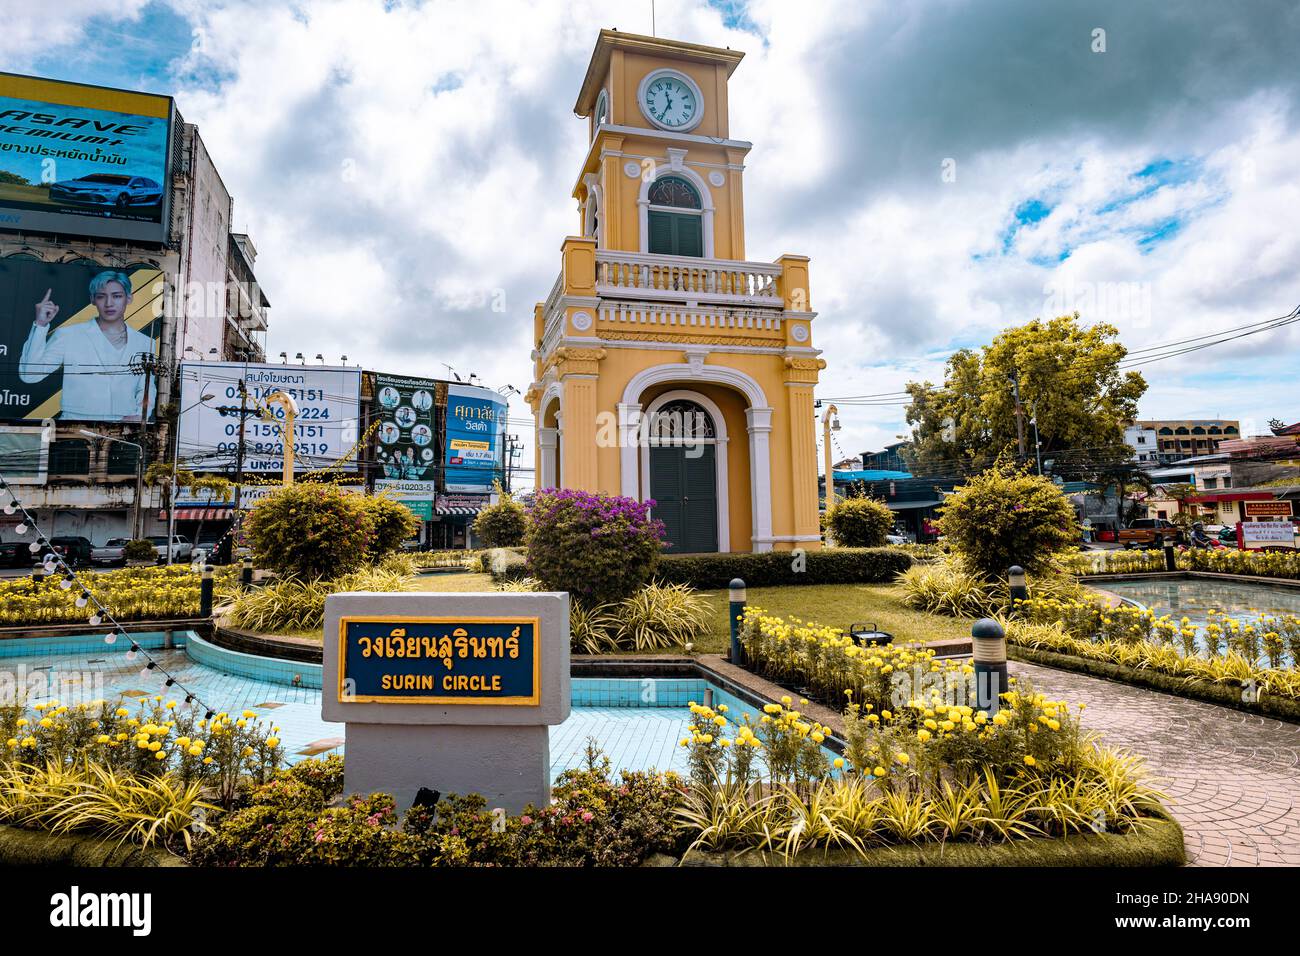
xmin=643 ymin=73 xmax=699 ymax=130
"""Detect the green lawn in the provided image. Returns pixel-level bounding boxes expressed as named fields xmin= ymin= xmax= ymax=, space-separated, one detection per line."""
xmin=694 ymin=583 xmax=972 ymax=655
xmin=400 ymin=574 xmax=971 ymax=657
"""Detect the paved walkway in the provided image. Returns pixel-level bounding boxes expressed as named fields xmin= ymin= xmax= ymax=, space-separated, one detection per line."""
xmin=1012 ymin=660 xmax=1300 ymax=867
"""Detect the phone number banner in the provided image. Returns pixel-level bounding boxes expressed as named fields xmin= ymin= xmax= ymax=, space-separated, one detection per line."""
xmin=177 ymin=362 xmax=361 ymax=475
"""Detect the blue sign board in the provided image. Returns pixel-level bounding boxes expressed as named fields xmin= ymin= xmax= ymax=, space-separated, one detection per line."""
xmin=338 ymin=616 xmax=539 ymax=705
xmin=444 ymin=382 xmax=505 ymax=493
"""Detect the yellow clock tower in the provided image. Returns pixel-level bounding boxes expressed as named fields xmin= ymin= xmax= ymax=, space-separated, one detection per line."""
xmin=526 ymin=29 xmax=824 ymax=553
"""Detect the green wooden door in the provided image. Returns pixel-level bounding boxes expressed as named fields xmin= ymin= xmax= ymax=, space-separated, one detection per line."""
xmin=649 ymin=444 xmax=718 ymax=553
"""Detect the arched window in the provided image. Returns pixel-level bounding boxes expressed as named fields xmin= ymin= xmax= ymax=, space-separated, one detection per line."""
xmin=48 ymin=439 xmax=90 ymax=476
xmin=647 ymin=175 xmax=703 ymax=257
xmin=647 ymin=399 xmax=716 ymax=443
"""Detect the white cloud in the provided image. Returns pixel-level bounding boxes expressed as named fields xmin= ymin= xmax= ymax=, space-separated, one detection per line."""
xmin=13 ymin=0 xmax=1300 ymax=479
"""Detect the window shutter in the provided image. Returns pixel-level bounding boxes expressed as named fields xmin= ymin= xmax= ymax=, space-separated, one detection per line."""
xmin=648 ymin=211 xmax=674 ymax=254
xmin=675 ymin=215 xmax=703 ymax=257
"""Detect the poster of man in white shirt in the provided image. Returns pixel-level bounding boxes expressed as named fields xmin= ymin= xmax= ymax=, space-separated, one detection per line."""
xmin=14 ymin=268 xmax=158 ymax=421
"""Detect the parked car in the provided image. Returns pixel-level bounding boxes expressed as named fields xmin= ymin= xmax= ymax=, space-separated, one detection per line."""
xmin=1117 ymin=518 xmax=1182 ymax=549
xmin=147 ymin=535 xmax=193 ymax=563
xmin=48 ymin=174 xmax=163 ymax=210
xmin=0 ymin=542 xmax=33 ymax=568
xmin=48 ymin=536 xmax=94 ymax=567
xmin=91 ymin=538 xmax=130 ymax=566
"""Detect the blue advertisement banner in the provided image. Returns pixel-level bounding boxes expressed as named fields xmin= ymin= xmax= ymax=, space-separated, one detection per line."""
xmin=338 ymin=617 xmax=539 ymax=705
xmin=443 ymin=383 xmax=505 ymax=493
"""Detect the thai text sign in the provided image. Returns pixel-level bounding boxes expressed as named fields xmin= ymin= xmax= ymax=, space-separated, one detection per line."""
xmin=338 ymin=617 xmax=539 ymax=705
xmin=0 ymin=74 xmax=173 ymax=243
xmin=1244 ymin=501 xmax=1293 ymax=517
xmin=1241 ymin=521 xmax=1296 ymax=547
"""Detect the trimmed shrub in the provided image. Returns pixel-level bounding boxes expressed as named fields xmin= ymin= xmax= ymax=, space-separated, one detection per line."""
xmin=936 ymin=463 xmax=1079 ymax=580
xmin=525 ymin=489 xmax=665 ymax=603
xmin=825 ymin=497 xmax=894 ymax=548
xmin=124 ymin=539 xmax=156 ymax=562
xmin=655 ymin=547 xmax=912 ymax=590
xmin=472 ymin=492 xmax=528 ymax=547
xmin=244 ymin=483 xmax=374 ymax=579
xmin=365 ymin=495 xmax=421 ymax=562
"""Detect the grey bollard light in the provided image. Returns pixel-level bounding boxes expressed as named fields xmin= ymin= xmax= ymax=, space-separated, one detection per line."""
xmin=1163 ymin=541 xmax=1176 ymax=572
xmin=972 ymin=618 xmax=1009 ymax=715
xmin=241 ymin=554 xmax=253 ymax=587
xmin=729 ymin=578 xmax=747 ymax=665
xmin=1008 ymin=565 xmax=1027 ymax=614
xmin=199 ymin=565 xmax=215 ymax=617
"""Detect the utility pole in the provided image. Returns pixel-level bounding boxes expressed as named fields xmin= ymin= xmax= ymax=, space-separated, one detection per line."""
xmin=232 ymin=380 xmax=249 ymax=512
xmin=1009 ymin=369 xmax=1027 ymax=463
xmin=128 ymin=352 xmax=163 ymax=541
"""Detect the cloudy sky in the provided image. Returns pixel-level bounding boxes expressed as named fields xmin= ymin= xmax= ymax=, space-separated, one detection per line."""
xmin=7 ymin=0 xmax=1298 ymax=484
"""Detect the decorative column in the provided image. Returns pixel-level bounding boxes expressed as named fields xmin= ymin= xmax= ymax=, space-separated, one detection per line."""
xmin=746 ymin=406 xmax=774 ymax=552
xmin=538 ymin=426 xmax=558 ymax=490
xmin=784 ymin=356 xmax=827 ymax=550
xmin=555 ymin=347 xmax=605 ymax=492
xmin=617 ymin=402 xmax=642 ymax=498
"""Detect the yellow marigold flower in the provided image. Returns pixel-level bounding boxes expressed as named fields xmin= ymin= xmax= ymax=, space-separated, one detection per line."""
xmin=974 ymin=712 xmax=988 ymax=724
xmin=148 ymin=741 xmax=161 ymax=752
xmin=266 ymin=737 xmax=280 ymax=747
xmin=700 ymin=734 xmax=713 ymax=744
xmin=811 ymin=732 xmax=825 ymax=744
xmin=166 ymin=702 xmax=177 ymax=710
xmin=188 ymin=746 xmax=203 ymax=756
xmin=833 ymin=757 xmax=845 ymax=769
xmin=719 ymin=739 xmax=731 ymax=748
xmin=1023 ymin=755 xmax=1036 ymax=767
xmin=38 ymin=717 xmax=53 ymax=728
xmin=15 ymin=718 xmax=27 ymax=728
xmin=940 ymin=720 xmax=955 ymax=732
xmin=115 ymin=708 xmax=129 ymax=717
xmin=21 ymin=736 xmax=36 ymax=748
xmin=236 ymin=719 xmax=248 ymax=728
xmin=95 ymin=734 xmax=109 ymax=744
xmin=895 ymin=753 xmax=910 ymax=764
xmin=203 ymin=756 xmax=213 ymax=764
xmin=717 ymin=705 xmax=728 ymax=713
xmin=678 ymin=738 xmax=690 ymax=747
xmin=153 ymin=750 xmax=167 ymax=761
xmin=872 ymin=766 xmax=886 ymax=777
xmin=780 ymin=695 xmax=792 ymax=705
xmin=763 ymin=703 xmax=782 ymax=714
xmin=5 ymin=739 xmax=16 ymax=749
xmin=917 ymin=729 xmax=931 ymax=742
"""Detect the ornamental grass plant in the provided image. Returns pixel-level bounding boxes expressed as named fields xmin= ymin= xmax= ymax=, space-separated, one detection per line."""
xmin=0 ymin=695 xmax=285 ymax=850
xmin=674 ymin=681 xmax=1167 ymax=860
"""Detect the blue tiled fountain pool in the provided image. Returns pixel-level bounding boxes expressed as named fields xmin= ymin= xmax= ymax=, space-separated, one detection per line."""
xmin=0 ymin=632 xmax=778 ymax=780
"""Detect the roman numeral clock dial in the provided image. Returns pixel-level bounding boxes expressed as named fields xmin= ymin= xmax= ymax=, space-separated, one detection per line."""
xmin=641 ymin=71 xmax=701 ymax=131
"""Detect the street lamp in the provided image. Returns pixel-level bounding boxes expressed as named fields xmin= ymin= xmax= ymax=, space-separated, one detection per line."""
xmin=80 ymin=430 xmax=145 ymax=541
xmin=821 ymin=403 xmax=840 ymax=512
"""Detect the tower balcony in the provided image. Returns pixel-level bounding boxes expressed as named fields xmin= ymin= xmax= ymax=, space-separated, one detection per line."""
xmin=534 ymin=239 xmax=811 ymax=363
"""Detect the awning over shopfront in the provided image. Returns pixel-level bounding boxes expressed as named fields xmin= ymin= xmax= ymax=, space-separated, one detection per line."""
xmin=158 ymin=508 xmax=235 ymax=521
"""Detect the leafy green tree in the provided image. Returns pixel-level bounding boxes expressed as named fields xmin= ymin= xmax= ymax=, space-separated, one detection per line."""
xmin=364 ymin=494 xmax=421 ymax=561
xmin=244 ymin=483 xmax=375 ymax=579
xmin=904 ymin=314 xmax=1146 ymax=475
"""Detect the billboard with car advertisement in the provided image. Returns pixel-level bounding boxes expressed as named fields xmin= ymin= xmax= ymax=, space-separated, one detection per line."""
xmin=0 ymin=74 xmax=174 ymax=244
xmin=177 ymin=362 xmax=362 ymax=476
xmin=0 ymin=257 xmax=163 ymax=422
xmin=374 ymin=372 xmax=438 ymax=484
xmin=443 ymin=383 xmax=505 ymax=493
